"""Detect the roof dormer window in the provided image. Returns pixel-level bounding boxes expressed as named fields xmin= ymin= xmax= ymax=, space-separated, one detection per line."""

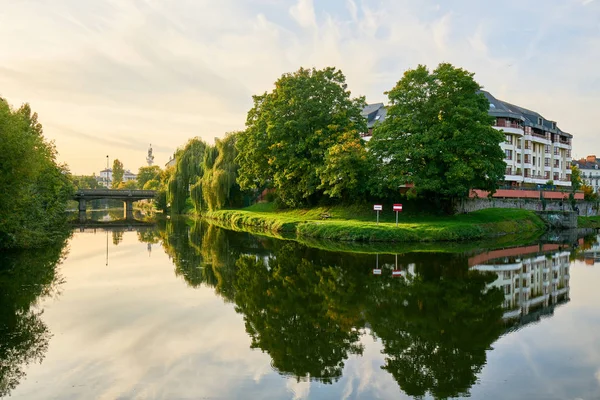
xmin=538 ymin=117 xmax=543 ymax=125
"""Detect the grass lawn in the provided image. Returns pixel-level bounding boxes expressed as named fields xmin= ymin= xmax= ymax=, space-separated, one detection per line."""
xmin=578 ymin=215 xmax=600 ymax=229
xmin=205 ymin=204 xmax=546 ymax=242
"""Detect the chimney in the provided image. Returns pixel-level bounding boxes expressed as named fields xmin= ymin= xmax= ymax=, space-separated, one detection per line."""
xmin=587 ymin=155 xmax=597 ymax=163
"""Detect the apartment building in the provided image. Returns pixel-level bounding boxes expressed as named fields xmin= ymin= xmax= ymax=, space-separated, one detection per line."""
xmin=573 ymin=155 xmax=600 ymax=193
xmin=483 ymin=91 xmax=572 ymax=188
xmin=473 ymin=250 xmax=570 ymax=321
xmin=361 ymin=92 xmax=574 ymax=188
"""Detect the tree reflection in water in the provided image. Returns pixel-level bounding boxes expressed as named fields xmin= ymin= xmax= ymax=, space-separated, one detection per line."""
xmin=0 ymin=241 xmax=68 ymax=397
xmin=155 ymin=219 xmax=507 ymax=397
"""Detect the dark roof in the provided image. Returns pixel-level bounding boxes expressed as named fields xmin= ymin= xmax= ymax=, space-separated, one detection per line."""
xmin=573 ymin=159 xmax=600 ymax=170
xmin=361 ymin=103 xmax=387 ymax=129
xmin=481 ymin=91 xmax=572 ymax=138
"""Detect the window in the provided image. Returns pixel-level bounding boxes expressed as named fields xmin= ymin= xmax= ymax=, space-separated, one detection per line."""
xmin=554 ymin=160 xmax=560 ymax=168
xmin=505 ymin=149 xmax=513 ymax=160
xmin=545 ymin=158 xmax=550 ymax=167
xmin=506 ymin=167 xmax=512 ymax=175
xmin=504 ymin=284 xmax=511 ymax=295
xmin=505 ymin=134 xmax=513 ymax=144
xmin=503 ymin=271 xmax=511 ymax=279
xmin=538 ymin=117 xmax=543 ymax=125
xmin=517 ymin=154 xmax=521 ymax=163
xmin=545 ymin=144 xmax=550 ymax=154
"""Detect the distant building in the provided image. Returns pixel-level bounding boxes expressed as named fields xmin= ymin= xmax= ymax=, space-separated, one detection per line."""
xmin=360 ymin=91 xmax=574 ymax=188
xmin=573 ymin=155 xmax=600 ymax=192
xmin=96 ymin=168 xmax=137 ymax=187
xmin=165 ymin=153 xmax=176 ymax=168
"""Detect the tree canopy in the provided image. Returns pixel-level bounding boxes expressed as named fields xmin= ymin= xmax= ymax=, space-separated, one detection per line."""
xmin=137 ymin=165 xmax=162 ymax=189
xmin=236 ymin=67 xmax=367 ymax=207
xmin=0 ymin=99 xmax=73 ymax=249
xmin=368 ymin=63 xmax=506 ymax=211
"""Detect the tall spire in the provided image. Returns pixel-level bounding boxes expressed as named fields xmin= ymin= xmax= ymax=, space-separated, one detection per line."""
xmin=146 ymin=144 xmax=154 ymax=166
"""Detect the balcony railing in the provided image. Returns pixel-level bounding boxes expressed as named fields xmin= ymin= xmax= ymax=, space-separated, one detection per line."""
xmin=496 ymin=121 xmax=522 ymax=129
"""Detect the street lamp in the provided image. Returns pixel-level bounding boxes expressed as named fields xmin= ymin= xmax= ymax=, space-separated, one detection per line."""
xmin=106 ymin=155 xmax=109 ymax=187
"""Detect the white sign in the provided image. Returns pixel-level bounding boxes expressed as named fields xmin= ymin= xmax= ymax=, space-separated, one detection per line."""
xmin=393 ymin=204 xmax=403 ymax=211
xmin=372 ymin=269 xmax=382 ymax=275
xmin=373 ymin=204 xmax=383 ymax=211
xmin=392 ymin=270 xmax=404 ymax=278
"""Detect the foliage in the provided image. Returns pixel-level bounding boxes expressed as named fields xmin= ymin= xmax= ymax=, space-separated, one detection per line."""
xmin=143 ymin=179 xmax=161 ymax=190
xmin=112 ymin=159 xmax=124 ymax=188
xmin=118 ymin=180 xmax=138 ymax=190
xmin=368 ymin=63 xmax=505 ymax=211
xmin=137 ymin=166 xmax=162 ymax=189
xmin=0 ymin=99 xmax=74 ymax=249
xmin=71 ymin=175 xmax=100 ymax=190
xmin=202 ymin=132 xmax=244 ymax=211
xmin=167 ymin=138 xmax=208 ymax=214
xmin=236 ymin=67 xmax=367 ymax=207
xmin=582 ymin=184 xmax=598 ymax=201
xmin=570 ymin=165 xmax=582 ymax=193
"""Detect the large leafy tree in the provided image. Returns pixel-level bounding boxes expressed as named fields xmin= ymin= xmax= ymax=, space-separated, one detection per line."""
xmin=0 ymin=100 xmax=73 ymax=249
xmin=236 ymin=67 xmax=367 ymax=207
xmin=368 ymin=63 xmax=505 ymax=211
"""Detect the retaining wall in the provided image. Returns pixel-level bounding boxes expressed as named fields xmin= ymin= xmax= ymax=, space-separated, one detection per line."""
xmin=457 ymin=198 xmax=599 ymax=217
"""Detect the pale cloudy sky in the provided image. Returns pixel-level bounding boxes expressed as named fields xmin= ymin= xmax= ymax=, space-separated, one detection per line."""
xmin=1 ymin=0 xmax=599 ymax=175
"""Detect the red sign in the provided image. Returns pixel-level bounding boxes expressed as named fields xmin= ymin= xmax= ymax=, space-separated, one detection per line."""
xmin=393 ymin=204 xmax=403 ymax=211
xmin=373 ymin=204 xmax=383 ymax=211
xmin=392 ymin=270 xmax=404 ymax=278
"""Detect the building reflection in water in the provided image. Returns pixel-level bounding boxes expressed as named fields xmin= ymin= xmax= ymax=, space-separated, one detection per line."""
xmin=471 ymin=246 xmax=571 ymax=325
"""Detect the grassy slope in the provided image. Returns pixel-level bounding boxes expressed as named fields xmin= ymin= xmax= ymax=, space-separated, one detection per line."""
xmin=205 ymin=204 xmax=546 ymax=242
xmin=578 ymin=216 xmax=600 ymax=229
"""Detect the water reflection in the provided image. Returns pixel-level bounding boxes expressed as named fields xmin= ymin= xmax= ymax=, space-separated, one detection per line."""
xmin=152 ymin=219 xmax=580 ymax=398
xmin=5 ymin=218 xmax=598 ymax=399
xmin=0 ymin=241 xmax=68 ymax=397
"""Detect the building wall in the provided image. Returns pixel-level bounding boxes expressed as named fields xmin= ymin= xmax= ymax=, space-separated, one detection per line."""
xmin=497 ymin=118 xmax=572 ymax=188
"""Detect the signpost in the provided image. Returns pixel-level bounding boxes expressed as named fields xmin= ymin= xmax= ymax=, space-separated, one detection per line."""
xmin=392 ymin=270 xmax=403 ymax=278
xmin=393 ymin=204 xmax=403 ymax=226
xmin=373 ymin=204 xmax=383 ymax=224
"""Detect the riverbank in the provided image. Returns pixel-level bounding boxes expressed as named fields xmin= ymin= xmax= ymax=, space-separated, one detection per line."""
xmin=579 ymin=216 xmax=600 ymax=229
xmin=204 ymin=204 xmax=546 ymax=242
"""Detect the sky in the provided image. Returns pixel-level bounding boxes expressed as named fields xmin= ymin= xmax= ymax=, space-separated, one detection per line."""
xmin=1 ymin=0 xmax=599 ymax=175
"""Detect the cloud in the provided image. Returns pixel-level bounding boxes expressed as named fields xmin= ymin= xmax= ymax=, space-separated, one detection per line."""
xmin=1 ymin=0 xmax=598 ymax=173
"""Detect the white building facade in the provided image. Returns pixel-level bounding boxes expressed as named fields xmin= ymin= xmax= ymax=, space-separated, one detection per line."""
xmin=97 ymin=168 xmax=137 ymax=188
xmin=360 ymin=92 xmax=574 ymax=188
xmin=483 ymin=91 xmax=573 ymax=188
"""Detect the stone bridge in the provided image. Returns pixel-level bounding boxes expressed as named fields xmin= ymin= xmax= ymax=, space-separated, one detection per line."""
xmin=72 ymin=189 xmax=156 ymax=220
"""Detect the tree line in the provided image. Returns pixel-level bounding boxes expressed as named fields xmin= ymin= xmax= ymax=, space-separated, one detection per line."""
xmin=148 ymin=63 xmax=508 ymax=214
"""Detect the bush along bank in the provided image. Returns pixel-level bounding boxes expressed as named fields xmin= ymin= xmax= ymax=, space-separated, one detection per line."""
xmin=204 ymin=206 xmax=547 ymax=243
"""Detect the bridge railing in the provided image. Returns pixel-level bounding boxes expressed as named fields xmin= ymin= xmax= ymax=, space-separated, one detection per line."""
xmin=74 ymin=189 xmax=157 ymax=196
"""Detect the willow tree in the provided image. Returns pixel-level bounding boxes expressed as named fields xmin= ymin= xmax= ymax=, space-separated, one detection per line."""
xmin=167 ymin=138 xmax=207 ymax=214
xmin=202 ymin=132 xmax=242 ymax=211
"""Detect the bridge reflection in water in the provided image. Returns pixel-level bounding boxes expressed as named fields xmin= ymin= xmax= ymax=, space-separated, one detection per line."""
xmin=72 ymin=189 xmax=156 ymax=221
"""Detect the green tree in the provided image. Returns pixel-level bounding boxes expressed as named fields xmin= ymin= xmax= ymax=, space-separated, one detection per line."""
xmin=137 ymin=165 xmax=162 ymax=189
xmin=167 ymin=138 xmax=208 ymax=214
xmin=71 ymin=175 xmax=100 ymax=190
xmin=570 ymin=165 xmax=582 ymax=193
xmin=368 ymin=63 xmax=506 ymax=212
xmin=236 ymin=67 xmax=367 ymax=207
xmin=118 ymin=180 xmax=138 ymax=189
xmin=202 ymin=132 xmax=244 ymax=211
xmin=112 ymin=159 xmax=124 ymax=189
xmin=0 ymin=100 xmax=74 ymax=249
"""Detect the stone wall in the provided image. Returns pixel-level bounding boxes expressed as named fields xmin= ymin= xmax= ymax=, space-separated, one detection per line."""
xmin=457 ymin=198 xmax=599 ymax=217
xmin=535 ymin=211 xmax=578 ymax=229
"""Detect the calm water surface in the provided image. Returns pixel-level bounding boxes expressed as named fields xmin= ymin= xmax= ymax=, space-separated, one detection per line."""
xmin=2 ymin=217 xmax=600 ymax=400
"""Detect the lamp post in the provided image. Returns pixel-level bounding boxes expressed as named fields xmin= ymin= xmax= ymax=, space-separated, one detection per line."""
xmin=106 ymin=155 xmax=109 ymax=187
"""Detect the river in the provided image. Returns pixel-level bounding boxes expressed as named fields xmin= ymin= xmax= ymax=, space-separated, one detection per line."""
xmin=1 ymin=215 xmax=600 ymax=399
